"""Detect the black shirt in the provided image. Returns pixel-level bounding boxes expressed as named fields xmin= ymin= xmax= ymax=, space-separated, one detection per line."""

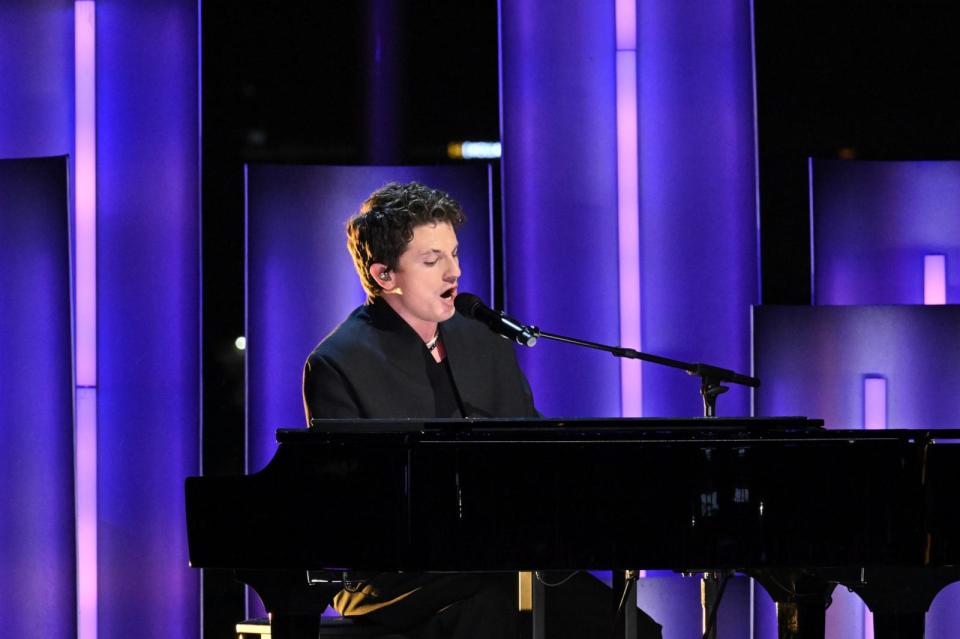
xmin=423 ymin=346 xmax=464 ymax=417
xmin=303 ymin=297 xmax=538 ymax=422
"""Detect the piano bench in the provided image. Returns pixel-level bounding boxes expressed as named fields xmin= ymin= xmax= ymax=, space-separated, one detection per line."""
xmin=236 ymin=617 xmax=409 ymax=638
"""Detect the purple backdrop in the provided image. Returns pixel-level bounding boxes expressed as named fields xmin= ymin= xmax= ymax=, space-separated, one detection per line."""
xmin=500 ymin=0 xmax=757 ymax=419
xmin=18 ymin=2 xmax=958 ymax=638
xmin=0 ymin=3 xmax=76 ymax=638
xmin=499 ymin=0 xmax=622 ymax=418
xmin=96 ymin=2 xmax=199 ymax=639
xmin=637 ymin=0 xmax=758 ymax=419
xmin=812 ymin=159 xmax=960 ymax=305
xmin=500 ymin=0 xmax=759 ymax=636
xmin=0 ymin=0 xmax=73 ymax=157
xmin=755 ymin=158 xmax=960 ymax=636
xmin=754 ymin=305 xmax=960 ymax=429
xmin=0 ymin=157 xmax=75 ymax=639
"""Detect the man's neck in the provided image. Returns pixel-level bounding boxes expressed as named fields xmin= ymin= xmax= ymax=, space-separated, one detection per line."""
xmin=380 ymin=295 xmax=438 ymax=343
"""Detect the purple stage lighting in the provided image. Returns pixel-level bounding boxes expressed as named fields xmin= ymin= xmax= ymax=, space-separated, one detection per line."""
xmin=811 ymin=160 xmax=960 ymax=305
xmin=499 ymin=0 xmax=621 ymax=418
xmin=95 ymin=3 xmax=199 ymax=639
xmin=73 ymin=6 xmax=98 ymax=639
xmin=863 ymin=376 xmax=887 ymax=430
xmin=0 ymin=157 xmax=76 ymax=639
xmin=616 ymin=46 xmax=641 ymax=416
xmin=924 ymin=254 xmax=947 ymax=305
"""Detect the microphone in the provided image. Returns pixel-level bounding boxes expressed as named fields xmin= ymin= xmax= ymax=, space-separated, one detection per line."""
xmin=454 ymin=293 xmax=538 ymax=347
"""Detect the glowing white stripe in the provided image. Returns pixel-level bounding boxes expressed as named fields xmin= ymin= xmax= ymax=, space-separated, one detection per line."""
xmin=615 ymin=0 xmax=637 ymax=49
xmin=616 ymin=47 xmax=641 ymax=416
xmin=863 ymin=376 xmax=886 ymax=430
xmin=808 ymin=157 xmax=816 ymax=304
xmin=74 ymin=4 xmax=97 ymax=639
xmin=76 ymin=388 xmax=97 ymax=639
xmin=75 ymin=0 xmax=96 ymax=386
xmin=924 ymin=254 xmax=946 ymax=305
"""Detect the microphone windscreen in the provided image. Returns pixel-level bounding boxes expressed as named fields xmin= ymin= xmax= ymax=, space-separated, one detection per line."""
xmin=453 ymin=292 xmax=484 ymax=318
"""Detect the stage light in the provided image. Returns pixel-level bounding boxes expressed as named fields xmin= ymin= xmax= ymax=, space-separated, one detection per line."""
xmin=448 ymin=141 xmax=501 ymax=160
xmin=75 ymin=6 xmax=98 ymax=639
xmin=863 ymin=376 xmax=887 ymax=430
xmin=76 ymin=0 xmax=96 ymax=386
xmin=461 ymin=141 xmax=501 ymax=159
xmin=924 ymin=254 xmax=946 ymax=305
xmin=616 ymin=5 xmax=641 ymax=416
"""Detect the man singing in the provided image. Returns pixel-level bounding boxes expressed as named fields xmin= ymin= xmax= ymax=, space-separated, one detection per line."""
xmin=303 ymin=181 xmax=661 ymax=639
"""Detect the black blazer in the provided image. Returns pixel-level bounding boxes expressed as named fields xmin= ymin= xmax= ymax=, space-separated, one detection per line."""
xmin=302 ymin=297 xmax=538 ymax=422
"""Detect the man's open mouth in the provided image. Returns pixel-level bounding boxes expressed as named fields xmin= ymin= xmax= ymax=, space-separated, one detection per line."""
xmin=440 ymin=288 xmax=456 ymax=299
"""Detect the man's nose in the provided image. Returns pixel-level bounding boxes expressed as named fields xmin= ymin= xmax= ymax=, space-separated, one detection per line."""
xmin=447 ymin=258 xmax=461 ymax=279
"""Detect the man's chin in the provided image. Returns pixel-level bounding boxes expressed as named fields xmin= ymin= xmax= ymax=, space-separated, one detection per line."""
xmin=438 ymin=305 xmax=456 ymax=322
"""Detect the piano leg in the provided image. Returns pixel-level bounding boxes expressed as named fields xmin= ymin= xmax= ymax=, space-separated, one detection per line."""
xmin=269 ymin=613 xmax=320 ymax=639
xmin=842 ymin=566 xmax=960 ymax=639
xmin=235 ymin=570 xmax=339 ymax=639
xmin=612 ymin=570 xmax=638 ymax=639
xmin=871 ymin=612 xmax=925 ymax=639
xmin=701 ymin=572 xmax=724 ymax=639
xmin=751 ymin=570 xmax=835 ymax=639
xmin=518 ymin=571 xmax=546 ymax=639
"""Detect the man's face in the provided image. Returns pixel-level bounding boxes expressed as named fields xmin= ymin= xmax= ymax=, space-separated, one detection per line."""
xmin=382 ymin=221 xmax=460 ymax=332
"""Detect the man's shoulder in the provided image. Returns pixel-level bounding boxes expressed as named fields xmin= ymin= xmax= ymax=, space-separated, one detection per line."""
xmin=307 ymin=305 xmax=376 ymax=362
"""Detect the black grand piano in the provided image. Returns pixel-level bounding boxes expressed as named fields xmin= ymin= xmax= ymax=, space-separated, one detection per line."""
xmin=185 ymin=418 xmax=960 ymax=639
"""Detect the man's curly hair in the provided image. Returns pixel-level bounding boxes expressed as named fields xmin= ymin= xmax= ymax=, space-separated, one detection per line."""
xmin=347 ymin=182 xmax=467 ymax=299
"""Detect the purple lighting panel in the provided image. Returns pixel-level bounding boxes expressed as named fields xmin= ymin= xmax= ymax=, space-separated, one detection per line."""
xmin=245 ymin=164 xmax=495 ymax=472
xmin=73 ymin=6 xmax=97 ymax=639
xmin=754 ymin=305 xmax=960 ymax=430
xmin=499 ymin=0 xmax=621 ymax=417
xmin=0 ymin=157 xmax=76 ymax=639
xmin=615 ymin=0 xmax=637 ymax=49
xmin=637 ymin=0 xmax=758 ymax=417
xmin=812 ymin=160 xmax=960 ymax=305
xmin=501 ymin=1 xmax=759 ymax=634
xmin=0 ymin=0 xmax=73 ymax=157
xmin=617 ymin=47 xmax=641 ymax=416
xmin=75 ymin=0 xmax=96 ymax=386
xmin=96 ymin=2 xmax=199 ymax=639
xmin=755 ymin=305 xmax=960 ymax=635
xmin=863 ymin=376 xmax=887 ymax=430
xmin=924 ymin=254 xmax=947 ymax=305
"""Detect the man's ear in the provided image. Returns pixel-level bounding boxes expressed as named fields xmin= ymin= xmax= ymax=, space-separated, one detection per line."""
xmin=370 ymin=263 xmax=396 ymax=291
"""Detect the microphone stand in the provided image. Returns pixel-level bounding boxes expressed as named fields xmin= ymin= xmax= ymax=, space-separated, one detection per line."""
xmin=527 ymin=328 xmax=760 ymax=417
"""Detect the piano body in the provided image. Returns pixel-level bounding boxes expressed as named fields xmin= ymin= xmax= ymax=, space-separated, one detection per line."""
xmin=185 ymin=418 xmax=960 ymax=639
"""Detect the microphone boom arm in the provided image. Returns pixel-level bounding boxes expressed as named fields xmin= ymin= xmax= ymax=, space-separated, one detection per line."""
xmin=529 ymin=327 xmax=760 ymax=417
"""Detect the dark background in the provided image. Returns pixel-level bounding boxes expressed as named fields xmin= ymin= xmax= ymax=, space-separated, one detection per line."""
xmin=199 ymin=1 xmax=960 ymax=636
xmin=755 ymin=1 xmax=960 ymax=303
